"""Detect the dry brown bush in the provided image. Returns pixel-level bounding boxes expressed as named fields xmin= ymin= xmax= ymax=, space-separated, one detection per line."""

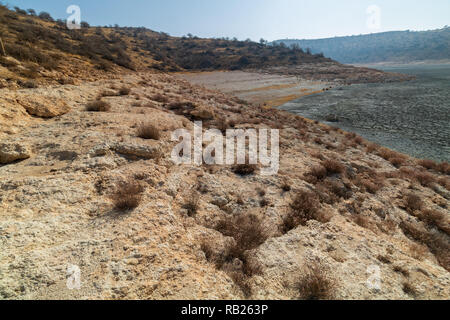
xmin=295 ymin=262 xmax=336 ymax=300
xmin=232 ymin=163 xmax=257 ymax=176
xmin=111 ymin=178 xmax=144 ymax=211
xmin=437 ymin=177 xmax=450 ymax=191
xmin=404 ymin=193 xmax=423 ymax=213
xmin=354 ymin=176 xmax=383 ymax=194
xmin=393 ymin=265 xmax=410 ymax=277
xmin=322 ymin=159 xmax=345 ymax=175
xmin=304 ymin=165 xmax=327 ymax=184
xmin=353 ymin=214 xmax=372 ymax=229
xmin=136 ymin=122 xmax=160 ymax=140
xmin=366 ymin=143 xmax=379 ymax=153
xmin=183 ymin=191 xmax=200 ymax=217
xmin=281 ymin=179 xmax=292 ymax=192
xmin=415 ymin=171 xmax=436 ymax=188
xmin=436 ymin=162 xmax=450 ymax=175
xmin=206 ymin=214 xmax=268 ymax=297
xmin=418 ymin=159 xmax=437 ymax=170
xmin=378 ymin=148 xmax=403 ymax=161
xmin=402 ymin=282 xmax=418 ymax=297
xmin=118 ymin=86 xmax=131 ymax=95
xmin=408 ymin=243 xmax=428 ymax=261
xmin=400 ymin=221 xmax=450 ymax=271
xmin=151 ymin=93 xmax=169 ymax=103
xmin=389 ymin=157 xmax=406 ymax=168
xmin=418 ymin=210 xmax=449 ymax=235
xmin=86 ymin=100 xmax=111 ymax=112
xmin=281 ymin=191 xmax=329 ymax=233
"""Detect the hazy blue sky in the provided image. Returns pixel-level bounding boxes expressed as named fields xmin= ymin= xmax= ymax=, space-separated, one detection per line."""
xmin=5 ymin=0 xmax=450 ymax=40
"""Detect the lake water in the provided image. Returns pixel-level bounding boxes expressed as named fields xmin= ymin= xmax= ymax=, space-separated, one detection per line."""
xmin=280 ymin=64 xmax=450 ymax=162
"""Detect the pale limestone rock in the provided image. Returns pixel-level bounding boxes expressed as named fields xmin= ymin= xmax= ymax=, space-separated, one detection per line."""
xmin=0 ymin=142 xmax=31 ymax=164
xmin=16 ymin=95 xmax=70 ymax=118
xmin=112 ymin=142 xmax=161 ymax=159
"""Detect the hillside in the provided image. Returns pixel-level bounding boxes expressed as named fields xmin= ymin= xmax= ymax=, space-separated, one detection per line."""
xmin=0 ymin=4 xmax=331 ymax=88
xmin=276 ymin=27 xmax=450 ymax=64
xmin=0 ymin=4 xmax=411 ymax=89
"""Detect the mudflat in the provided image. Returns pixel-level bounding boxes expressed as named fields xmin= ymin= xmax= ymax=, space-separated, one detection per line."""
xmin=178 ymin=71 xmax=331 ymax=107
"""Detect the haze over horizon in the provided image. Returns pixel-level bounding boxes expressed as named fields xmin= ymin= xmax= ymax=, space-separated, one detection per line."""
xmin=5 ymin=0 xmax=450 ymax=41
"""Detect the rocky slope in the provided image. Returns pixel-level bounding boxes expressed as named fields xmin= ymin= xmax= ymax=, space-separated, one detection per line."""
xmin=0 ymin=71 xmax=449 ymax=300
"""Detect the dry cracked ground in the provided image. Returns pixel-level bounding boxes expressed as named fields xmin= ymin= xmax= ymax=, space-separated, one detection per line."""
xmin=0 ymin=72 xmax=449 ymax=300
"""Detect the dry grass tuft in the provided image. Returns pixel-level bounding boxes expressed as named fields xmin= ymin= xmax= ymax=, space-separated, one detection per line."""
xmin=136 ymin=122 xmax=160 ymax=140
xmin=151 ymin=93 xmax=169 ymax=103
xmin=118 ymin=86 xmax=131 ymax=95
xmin=418 ymin=210 xmax=449 ymax=235
xmin=183 ymin=191 xmax=200 ymax=217
xmin=322 ymin=159 xmax=345 ymax=175
xmin=404 ymin=193 xmax=423 ymax=213
xmin=295 ymin=262 xmax=336 ymax=300
xmin=305 ymin=165 xmax=327 ymax=183
xmin=111 ymin=178 xmax=144 ymax=211
xmin=400 ymin=221 xmax=450 ymax=271
xmin=204 ymin=214 xmax=268 ymax=297
xmin=86 ymin=100 xmax=111 ymax=112
xmin=281 ymin=191 xmax=329 ymax=233
xmin=402 ymin=282 xmax=418 ymax=297
xmin=232 ymin=163 xmax=257 ymax=176
xmin=418 ymin=159 xmax=437 ymax=170
xmin=393 ymin=265 xmax=410 ymax=277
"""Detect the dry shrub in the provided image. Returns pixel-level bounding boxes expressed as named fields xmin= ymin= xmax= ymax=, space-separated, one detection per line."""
xmin=232 ymin=164 xmax=257 ymax=176
xmin=86 ymin=100 xmax=111 ymax=112
xmin=118 ymin=86 xmax=131 ymax=95
xmin=354 ymin=176 xmax=383 ymax=194
xmin=377 ymin=218 xmax=397 ymax=234
xmin=408 ymin=243 xmax=428 ymax=261
xmin=389 ymin=157 xmax=406 ymax=168
xmin=136 ymin=122 xmax=160 ymax=140
xmin=281 ymin=179 xmax=292 ymax=192
xmin=378 ymin=148 xmax=402 ymax=161
xmin=402 ymin=282 xmax=418 ymax=297
xmin=216 ymin=214 xmax=268 ymax=254
xmin=353 ymin=136 xmax=364 ymax=145
xmin=366 ymin=143 xmax=379 ymax=153
xmin=111 ymin=179 xmax=144 ymax=211
xmin=304 ymin=165 xmax=327 ymax=184
xmin=151 ymin=93 xmax=169 ymax=103
xmin=404 ymin=193 xmax=423 ymax=213
xmin=418 ymin=210 xmax=449 ymax=235
xmin=315 ymin=179 xmax=352 ymax=204
xmin=400 ymin=221 xmax=450 ymax=271
xmin=437 ymin=177 xmax=450 ymax=191
xmin=393 ymin=265 xmax=410 ymax=277
xmin=209 ymin=214 xmax=268 ymax=297
xmin=415 ymin=171 xmax=436 ymax=188
xmin=99 ymin=89 xmax=118 ymax=97
xmin=418 ymin=159 xmax=437 ymax=170
xmin=436 ymin=162 xmax=450 ymax=175
xmin=353 ymin=215 xmax=372 ymax=229
xmin=281 ymin=191 xmax=329 ymax=233
xmin=377 ymin=254 xmax=392 ymax=264
xmin=322 ymin=159 xmax=345 ymax=175
xmin=183 ymin=191 xmax=200 ymax=217
xmin=295 ymin=262 xmax=336 ymax=300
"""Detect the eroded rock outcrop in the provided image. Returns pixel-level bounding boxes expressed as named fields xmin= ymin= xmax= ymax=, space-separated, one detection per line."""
xmin=16 ymin=95 xmax=70 ymax=118
xmin=0 ymin=142 xmax=31 ymax=164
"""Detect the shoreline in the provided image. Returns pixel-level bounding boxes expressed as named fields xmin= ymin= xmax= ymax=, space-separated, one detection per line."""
xmin=178 ymin=70 xmax=334 ymax=108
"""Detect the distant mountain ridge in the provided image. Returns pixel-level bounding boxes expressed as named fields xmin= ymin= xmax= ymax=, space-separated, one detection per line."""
xmin=275 ymin=27 xmax=450 ymax=64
